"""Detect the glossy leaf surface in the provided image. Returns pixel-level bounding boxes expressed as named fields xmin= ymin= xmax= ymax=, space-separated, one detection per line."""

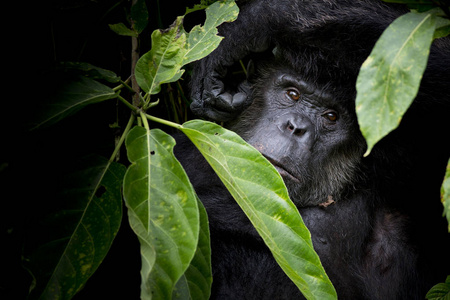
xmin=123 ymin=127 xmax=200 ymax=299
xmin=180 ymin=120 xmax=336 ymax=300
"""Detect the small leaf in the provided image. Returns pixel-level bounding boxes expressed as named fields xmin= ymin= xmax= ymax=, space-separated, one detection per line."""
xmin=109 ymin=23 xmax=138 ymax=37
xmin=181 ymin=120 xmax=336 ymax=300
xmin=26 ymin=155 xmax=125 ymax=300
xmin=356 ymin=11 xmax=436 ymax=155
xmin=28 ymin=75 xmax=117 ymax=131
xmin=434 ymin=15 xmax=450 ymax=39
xmin=441 ymin=159 xmax=450 ymax=232
xmin=426 ymin=275 xmax=450 ymax=300
xmin=123 ymin=127 xmax=200 ymax=299
xmin=59 ymin=62 xmax=120 ymax=83
xmin=131 ymin=0 xmax=148 ymax=34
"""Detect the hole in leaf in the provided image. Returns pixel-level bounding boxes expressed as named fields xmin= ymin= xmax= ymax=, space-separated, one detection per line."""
xmin=95 ymin=186 xmax=106 ymax=198
xmin=150 ymin=151 xmax=155 ymax=155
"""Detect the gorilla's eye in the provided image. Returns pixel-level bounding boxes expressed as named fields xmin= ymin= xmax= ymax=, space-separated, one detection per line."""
xmin=286 ymin=89 xmax=300 ymax=101
xmin=324 ymin=111 xmax=338 ymax=122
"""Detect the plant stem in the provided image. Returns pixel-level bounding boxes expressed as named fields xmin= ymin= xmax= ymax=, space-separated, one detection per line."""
xmin=114 ymin=77 xmax=134 ymax=93
xmin=109 ymin=113 xmax=136 ymax=162
xmin=144 ymin=113 xmax=183 ymax=129
xmin=117 ymin=94 xmax=138 ymax=111
xmin=140 ymin=110 xmax=151 ymax=131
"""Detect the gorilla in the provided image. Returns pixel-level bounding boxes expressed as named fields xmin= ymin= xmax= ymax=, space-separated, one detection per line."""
xmin=174 ymin=0 xmax=450 ymax=299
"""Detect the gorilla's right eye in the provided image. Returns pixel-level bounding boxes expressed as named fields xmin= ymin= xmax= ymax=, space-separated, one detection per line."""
xmin=286 ymin=89 xmax=300 ymax=101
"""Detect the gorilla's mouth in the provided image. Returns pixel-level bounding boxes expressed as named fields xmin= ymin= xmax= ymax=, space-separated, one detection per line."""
xmin=262 ymin=155 xmax=301 ymax=184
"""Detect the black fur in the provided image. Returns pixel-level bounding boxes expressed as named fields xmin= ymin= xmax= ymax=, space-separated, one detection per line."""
xmin=174 ymin=0 xmax=450 ymax=299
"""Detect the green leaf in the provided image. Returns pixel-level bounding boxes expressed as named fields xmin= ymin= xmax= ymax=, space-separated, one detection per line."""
xmin=426 ymin=275 xmax=450 ymax=300
xmin=131 ymin=0 xmax=148 ymax=34
xmin=173 ymin=198 xmax=212 ymax=300
xmin=27 ymin=155 xmax=125 ymax=300
xmin=134 ymin=0 xmax=238 ymax=95
xmin=356 ymin=11 xmax=436 ymax=155
xmin=441 ymin=160 xmax=450 ymax=232
xmin=59 ymin=62 xmax=120 ymax=83
xmin=28 ymin=75 xmax=117 ymax=131
xmin=182 ymin=0 xmax=239 ymax=66
xmin=109 ymin=23 xmax=138 ymax=37
xmin=135 ymin=16 xmax=186 ymax=94
xmin=434 ymin=16 xmax=450 ymax=39
xmin=180 ymin=120 xmax=337 ymax=300
xmin=123 ymin=126 xmax=200 ymax=300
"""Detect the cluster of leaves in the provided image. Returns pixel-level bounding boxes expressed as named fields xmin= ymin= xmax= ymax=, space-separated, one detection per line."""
xmin=25 ymin=1 xmax=335 ymax=299
xmin=23 ymin=0 xmax=450 ymax=299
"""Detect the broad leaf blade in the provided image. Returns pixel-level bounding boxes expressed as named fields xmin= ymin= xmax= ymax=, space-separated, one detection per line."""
xmin=123 ymin=127 xmax=200 ymax=299
xmin=29 ymin=76 xmax=117 ymax=131
xmin=135 ymin=17 xmax=186 ymax=95
xmin=356 ymin=11 xmax=436 ymax=155
xmin=181 ymin=120 xmax=336 ymax=300
xmin=173 ymin=198 xmax=212 ymax=300
xmin=183 ymin=0 xmax=239 ymax=66
xmin=27 ymin=155 xmax=125 ymax=300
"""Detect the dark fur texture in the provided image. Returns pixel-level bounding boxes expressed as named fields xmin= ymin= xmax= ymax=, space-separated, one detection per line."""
xmin=174 ymin=0 xmax=450 ymax=299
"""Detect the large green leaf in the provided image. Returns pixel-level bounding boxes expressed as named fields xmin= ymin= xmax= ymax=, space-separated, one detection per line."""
xmin=29 ymin=75 xmax=117 ymax=131
xmin=134 ymin=0 xmax=238 ymax=95
xmin=356 ymin=11 xmax=436 ymax=155
xmin=173 ymin=198 xmax=212 ymax=300
xmin=123 ymin=126 xmax=200 ymax=300
xmin=27 ymin=155 xmax=125 ymax=300
xmin=180 ymin=120 xmax=337 ymax=300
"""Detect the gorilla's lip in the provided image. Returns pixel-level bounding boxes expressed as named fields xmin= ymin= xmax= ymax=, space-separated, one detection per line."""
xmin=262 ymin=155 xmax=301 ymax=184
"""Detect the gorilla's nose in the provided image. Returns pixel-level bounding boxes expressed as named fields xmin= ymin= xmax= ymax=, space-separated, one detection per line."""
xmin=280 ymin=114 xmax=313 ymax=137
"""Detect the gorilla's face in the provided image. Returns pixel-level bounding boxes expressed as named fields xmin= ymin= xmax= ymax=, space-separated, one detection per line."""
xmin=227 ymin=65 xmax=366 ymax=207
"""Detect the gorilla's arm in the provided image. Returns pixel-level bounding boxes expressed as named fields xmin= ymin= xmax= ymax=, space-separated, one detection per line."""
xmin=190 ymin=0 xmax=403 ymax=121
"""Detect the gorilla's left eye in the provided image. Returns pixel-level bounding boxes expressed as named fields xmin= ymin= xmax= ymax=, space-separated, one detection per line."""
xmin=323 ymin=111 xmax=338 ymax=122
xmin=286 ymin=89 xmax=300 ymax=101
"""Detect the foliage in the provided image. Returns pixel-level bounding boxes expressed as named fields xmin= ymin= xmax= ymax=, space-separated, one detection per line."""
xmin=19 ymin=0 xmax=449 ymax=299
xmin=356 ymin=3 xmax=450 ymax=155
xmin=426 ymin=275 xmax=450 ymax=300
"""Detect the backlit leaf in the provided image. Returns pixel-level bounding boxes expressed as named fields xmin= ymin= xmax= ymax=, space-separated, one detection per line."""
xmin=356 ymin=11 xmax=436 ymax=155
xmin=180 ymin=120 xmax=337 ymax=300
xmin=182 ymin=0 xmax=239 ymax=66
xmin=123 ymin=126 xmax=200 ymax=299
